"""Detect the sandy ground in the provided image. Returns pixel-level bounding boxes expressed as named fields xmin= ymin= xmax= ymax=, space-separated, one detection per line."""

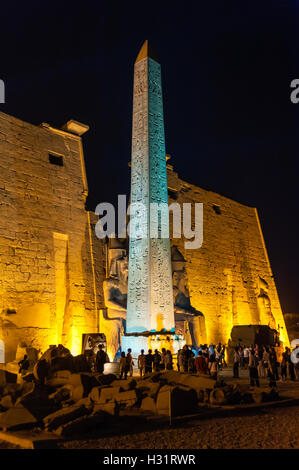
xmin=57 ymin=404 xmax=299 ymax=449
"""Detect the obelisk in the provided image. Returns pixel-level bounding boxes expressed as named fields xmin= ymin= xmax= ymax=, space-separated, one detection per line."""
xmin=122 ymin=41 xmax=175 ymax=355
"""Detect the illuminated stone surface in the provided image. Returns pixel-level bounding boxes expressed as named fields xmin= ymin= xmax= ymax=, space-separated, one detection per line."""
xmin=167 ymin=163 xmax=289 ymax=347
xmin=126 ymin=41 xmax=175 ymax=335
xmin=0 ymin=113 xmax=106 ymax=361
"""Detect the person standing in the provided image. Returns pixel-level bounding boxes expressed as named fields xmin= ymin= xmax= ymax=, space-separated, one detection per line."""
xmin=96 ymin=344 xmax=108 ymax=374
xmin=194 ymin=351 xmax=208 ymax=374
xmin=177 ymin=349 xmax=182 ymax=372
xmin=208 ymin=354 xmax=218 ymax=379
xmin=263 ymin=347 xmax=270 ymax=377
xmin=233 ymin=347 xmax=240 ymax=378
xmin=119 ymin=352 xmax=128 ymax=380
xmin=181 ymin=345 xmax=190 ymax=373
xmin=188 ymin=350 xmax=195 ymax=373
xmin=165 ymin=350 xmax=173 ymax=370
xmin=18 ymin=354 xmax=30 ymax=375
xmin=243 ymin=346 xmax=250 ymax=369
xmin=239 ymin=347 xmax=245 ymax=369
xmin=126 ymin=349 xmax=134 ymax=377
xmin=153 ymin=349 xmax=161 ymax=372
xmin=160 ymin=348 xmax=167 ymax=371
xmin=294 ymin=352 xmax=299 ymax=381
xmin=249 ymin=350 xmax=260 ymax=387
xmin=257 ymin=347 xmax=265 ymax=378
xmin=220 ymin=345 xmax=227 ymax=368
xmin=145 ymin=349 xmax=154 ymax=374
xmin=269 ymin=347 xmax=279 ymax=381
xmin=138 ymin=349 xmax=146 ymax=378
xmin=286 ymin=347 xmax=296 ymax=381
xmin=280 ymin=349 xmax=288 ymax=381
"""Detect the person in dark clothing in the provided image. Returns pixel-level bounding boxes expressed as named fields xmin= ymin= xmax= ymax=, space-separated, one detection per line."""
xmin=153 ymin=349 xmax=161 ymax=372
xmin=181 ymin=345 xmax=191 ymax=373
xmin=233 ymin=347 xmax=240 ymax=378
xmin=281 ymin=350 xmax=288 ymax=381
xmin=269 ymin=347 xmax=279 ymax=381
xmin=119 ymin=352 xmax=128 ymax=379
xmin=145 ymin=349 xmax=154 ymax=374
xmin=18 ymin=354 xmax=30 ymax=375
xmin=96 ymin=344 xmax=107 ymax=373
xmin=283 ymin=347 xmax=296 ymax=381
xmin=249 ymin=351 xmax=260 ymax=387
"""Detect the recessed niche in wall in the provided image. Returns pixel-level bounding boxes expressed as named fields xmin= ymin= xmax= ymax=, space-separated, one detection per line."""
xmin=6 ymin=308 xmax=16 ymax=315
xmin=49 ymin=153 xmax=64 ymax=166
xmin=168 ymin=188 xmax=178 ymax=200
xmin=212 ymin=204 xmax=221 ymax=215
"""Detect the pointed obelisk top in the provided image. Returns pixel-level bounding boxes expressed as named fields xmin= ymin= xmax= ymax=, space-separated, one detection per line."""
xmin=135 ymin=40 xmax=160 ymax=64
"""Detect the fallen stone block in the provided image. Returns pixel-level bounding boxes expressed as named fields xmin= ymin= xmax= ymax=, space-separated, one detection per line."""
xmin=43 ymin=404 xmax=92 ymax=431
xmin=88 ymin=386 xmax=102 ymax=403
xmin=250 ymin=387 xmax=279 ymax=404
xmin=69 ymin=373 xmax=99 ymax=396
xmin=156 ymin=385 xmax=198 ymax=417
xmin=75 ymin=396 xmax=92 ymax=407
xmin=151 ymin=371 xmax=217 ymax=400
xmin=114 ymin=390 xmax=138 ymax=408
xmin=92 ymin=400 xmax=119 ymax=416
xmin=0 ymin=383 xmax=23 ymax=404
xmin=50 ymin=355 xmax=74 ymax=373
xmin=33 ymin=359 xmax=50 ymax=383
xmin=95 ymin=374 xmax=117 ymax=386
xmin=89 ymin=386 xmax=121 ymax=404
xmin=48 ymin=385 xmax=73 ymax=403
xmin=136 ymin=380 xmax=160 ymax=398
xmin=46 ymin=370 xmax=72 ymax=387
xmin=0 ymin=395 xmax=14 ymax=409
xmin=15 ymin=384 xmax=59 ymax=420
xmin=209 ymin=388 xmax=228 ymax=405
xmin=119 ymin=379 xmax=137 ymax=391
xmin=70 ymin=355 xmax=91 ymax=373
xmin=0 ymin=370 xmax=17 ymax=387
xmin=71 ymin=384 xmax=84 ymax=401
xmin=54 ymin=411 xmax=111 ymax=437
xmin=0 ymin=404 xmax=37 ymax=431
xmin=140 ymin=396 xmax=157 ymax=414
xmin=21 ymin=373 xmax=35 ymax=383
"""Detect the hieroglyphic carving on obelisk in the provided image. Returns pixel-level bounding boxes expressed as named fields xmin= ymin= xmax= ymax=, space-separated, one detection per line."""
xmin=126 ymin=40 xmax=175 ymax=334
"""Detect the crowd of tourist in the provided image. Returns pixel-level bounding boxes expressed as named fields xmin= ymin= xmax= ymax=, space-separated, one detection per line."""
xmin=233 ymin=344 xmax=299 ymax=386
xmin=94 ymin=341 xmax=299 ymax=386
xmin=116 ymin=343 xmax=227 ymax=380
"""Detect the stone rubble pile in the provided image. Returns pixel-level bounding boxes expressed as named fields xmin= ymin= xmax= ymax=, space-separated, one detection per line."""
xmin=0 ymin=349 xmax=279 ymax=438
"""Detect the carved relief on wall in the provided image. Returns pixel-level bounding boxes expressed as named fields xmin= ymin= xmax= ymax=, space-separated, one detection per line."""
xmin=256 ymin=275 xmax=276 ymax=329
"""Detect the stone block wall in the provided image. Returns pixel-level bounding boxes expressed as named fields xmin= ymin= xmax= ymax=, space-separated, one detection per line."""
xmin=0 ymin=112 xmax=105 ymax=362
xmin=167 ymin=164 xmax=289 ymax=346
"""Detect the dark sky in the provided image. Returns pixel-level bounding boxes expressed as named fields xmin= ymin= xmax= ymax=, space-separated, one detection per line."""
xmin=1 ymin=1 xmax=298 ymax=313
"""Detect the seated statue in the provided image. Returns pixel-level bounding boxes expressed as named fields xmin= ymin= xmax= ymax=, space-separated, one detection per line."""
xmin=101 ymin=238 xmax=128 ymax=360
xmin=171 ymin=246 xmax=206 ymax=346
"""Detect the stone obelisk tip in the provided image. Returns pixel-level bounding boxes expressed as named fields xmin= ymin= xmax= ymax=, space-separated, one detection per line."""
xmin=135 ymin=40 xmax=160 ymax=64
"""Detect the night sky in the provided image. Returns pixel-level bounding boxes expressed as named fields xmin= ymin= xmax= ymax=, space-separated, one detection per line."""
xmin=1 ymin=1 xmax=298 ymax=313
